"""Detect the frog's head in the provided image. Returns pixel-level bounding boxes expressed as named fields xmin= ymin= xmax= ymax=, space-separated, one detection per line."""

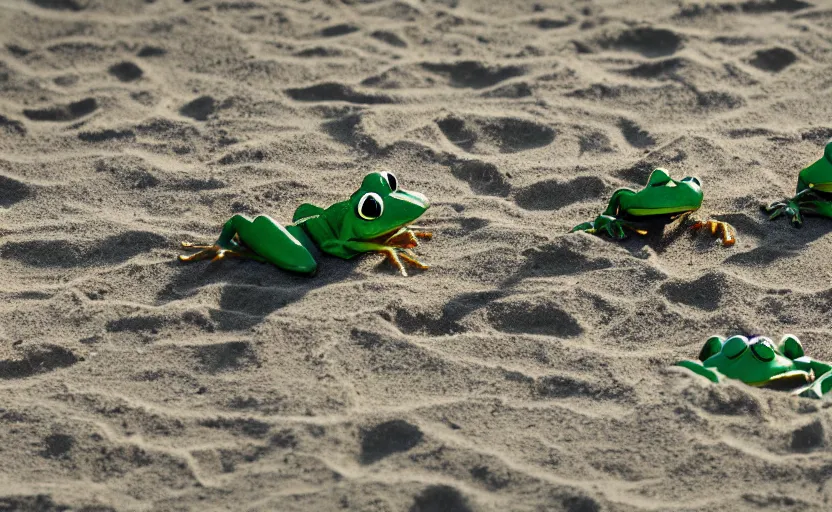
xmin=618 ymin=168 xmax=703 ymax=216
xmin=698 ymin=335 xmax=810 ymax=388
xmin=345 ymin=171 xmax=429 ymax=240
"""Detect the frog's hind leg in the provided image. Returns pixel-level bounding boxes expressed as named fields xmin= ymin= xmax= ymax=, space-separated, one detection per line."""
xmin=180 ymin=242 xmax=216 ymax=251
xmin=234 ymin=215 xmax=318 ymax=274
xmin=180 ymin=215 xmax=256 ymax=263
xmin=573 ymin=215 xmax=628 ymax=239
xmin=690 ymin=219 xmax=736 ymax=246
xmin=180 ymin=214 xmax=315 ymax=272
xmin=179 ymin=241 xmax=265 ymax=263
xmin=179 ymin=243 xmax=221 ymax=263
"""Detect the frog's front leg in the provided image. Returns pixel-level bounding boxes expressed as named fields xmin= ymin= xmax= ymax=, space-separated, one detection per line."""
xmin=179 ymin=218 xmax=265 ymax=263
xmin=332 ymin=239 xmax=429 ymax=277
xmin=383 ymin=227 xmax=433 ymax=250
xmin=764 ymin=200 xmax=802 ymax=227
xmin=763 ymin=189 xmax=814 ymax=227
xmin=689 ymin=217 xmax=736 ymax=246
xmin=764 ymin=199 xmax=804 ymax=227
xmin=380 ymin=246 xmax=429 ymax=276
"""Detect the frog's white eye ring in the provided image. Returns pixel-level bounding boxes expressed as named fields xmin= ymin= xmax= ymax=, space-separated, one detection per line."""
xmin=357 ymin=192 xmax=384 ymax=220
xmin=382 ymin=171 xmax=398 ymax=192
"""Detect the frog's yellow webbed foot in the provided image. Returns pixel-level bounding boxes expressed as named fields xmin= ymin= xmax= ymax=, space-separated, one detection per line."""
xmin=377 ymin=247 xmax=429 ymax=277
xmin=179 ymin=242 xmax=263 ymax=263
xmin=398 ymin=250 xmax=429 ymax=270
xmin=690 ymin=220 xmax=736 ymax=246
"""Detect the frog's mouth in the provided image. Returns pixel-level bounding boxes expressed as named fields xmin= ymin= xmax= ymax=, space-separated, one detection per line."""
xmin=749 ymin=370 xmax=814 ymax=391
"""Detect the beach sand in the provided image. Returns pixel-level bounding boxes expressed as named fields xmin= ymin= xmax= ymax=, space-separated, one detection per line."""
xmin=3 ymin=0 xmax=832 ymax=510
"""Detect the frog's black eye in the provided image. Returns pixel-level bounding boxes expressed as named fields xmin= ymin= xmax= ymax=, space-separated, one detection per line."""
xmin=681 ymin=177 xmax=701 ymax=187
xmin=382 ymin=172 xmax=398 ymax=192
xmin=750 ymin=339 xmax=775 ymax=362
xmin=357 ymin=192 xmax=384 ymax=220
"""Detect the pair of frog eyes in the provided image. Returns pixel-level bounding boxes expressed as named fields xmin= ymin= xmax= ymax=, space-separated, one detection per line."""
xmin=357 ymin=172 xmax=399 ymax=221
xmin=722 ymin=336 xmax=777 ymax=362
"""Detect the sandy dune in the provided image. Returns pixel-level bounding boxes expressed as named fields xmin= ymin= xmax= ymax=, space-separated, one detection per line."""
xmin=3 ymin=0 xmax=832 ymax=510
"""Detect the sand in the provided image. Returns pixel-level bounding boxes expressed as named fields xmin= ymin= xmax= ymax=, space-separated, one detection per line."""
xmin=3 ymin=0 xmax=832 ymax=510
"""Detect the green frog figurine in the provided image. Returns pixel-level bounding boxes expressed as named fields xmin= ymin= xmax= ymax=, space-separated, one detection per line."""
xmin=179 ymin=171 xmax=431 ymax=276
xmin=571 ymin=168 xmax=735 ymax=245
xmin=677 ymin=335 xmax=832 ymax=399
xmin=764 ymin=141 xmax=832 ymax=227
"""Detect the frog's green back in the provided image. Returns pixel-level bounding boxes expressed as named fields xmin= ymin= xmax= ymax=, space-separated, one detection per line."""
xmin=617 ymin=169 xmax=703 ymax=216
xmin=293 ymin=201 xmax=358 ymax=258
